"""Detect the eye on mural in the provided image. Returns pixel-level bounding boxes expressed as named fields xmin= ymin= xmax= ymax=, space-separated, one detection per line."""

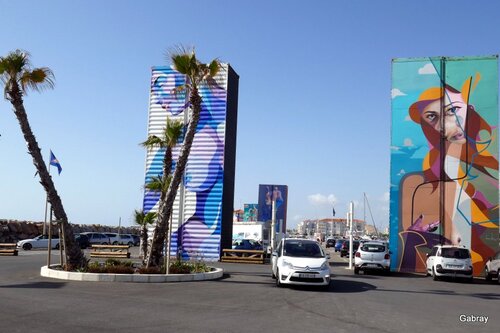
xmin=390 ymin=56 xmax=499 ymax=276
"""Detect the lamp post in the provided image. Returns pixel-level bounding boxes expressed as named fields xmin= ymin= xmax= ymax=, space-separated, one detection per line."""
xmin=348 ymin=201 xmax=354 ymax=269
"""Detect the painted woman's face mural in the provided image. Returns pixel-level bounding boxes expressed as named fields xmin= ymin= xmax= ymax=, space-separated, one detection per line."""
xmin=390 ymin=57 xmax=499 ymax=276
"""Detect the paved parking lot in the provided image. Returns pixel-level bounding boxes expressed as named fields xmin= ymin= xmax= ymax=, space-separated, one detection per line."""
xmin=0 ymin=247 xmax=498 ymax=333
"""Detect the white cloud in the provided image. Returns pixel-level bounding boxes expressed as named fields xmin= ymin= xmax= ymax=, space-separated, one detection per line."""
xmin=308 ymin=193 xmax=337 ymax=207
xmin=403 ymin=138 xmax=413 ymax=147
xmin=381 ymin=192 xmax=390 ymax=202
xmin=397 ymin=169 xmax=406 ymax=176
xmin=293 ymin=215 xmax=303 ymax=221
xmin=391 ymin=88 xmax=406 ymax=99
xmin=418 ymin=63 xmax=437 ymax=75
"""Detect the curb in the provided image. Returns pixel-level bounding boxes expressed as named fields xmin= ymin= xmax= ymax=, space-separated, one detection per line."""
xmin=40 ymin=265 xmax=224 ymax=283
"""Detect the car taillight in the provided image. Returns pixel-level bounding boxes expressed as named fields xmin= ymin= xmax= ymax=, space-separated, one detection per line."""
xmin=384 ymin=254 xmax=390 ymax=260
xmin=355 ymin=252 xmax=360 ymax=257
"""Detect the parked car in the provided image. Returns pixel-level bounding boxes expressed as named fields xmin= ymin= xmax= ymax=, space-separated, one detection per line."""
xmin=131 ymin=235 xmax=140 ymax=246
xmin=334 ymin=239 xmax=345 ymax=252
xmin=114 ymin=234 xmax=136 ymax=246
xmin=426 ymin=245 xmax=473 ymax=282
xmin=74 ymin=233 xmax=90 ymax=249
xmin=80 ymin=232 xmax=110 ymax=245
xmin=484 ymin=251 xmax=500 ymax=283
xmin=340 ymin=240 xmax=359 ymax=258
xmin=271 ymin=238 xmax=331 ymax=288
xmin=354 ymin=241 xmax=391 ymax=274
xmin=232 ymin=239 xmax=263 ymax=250
xmin=104 ymin=232 xmax=120 ymax=244
xmin=17 ymin=235 xmax=60 ymax=250
xmin=325 ymin=238 xmax=336 ymax=248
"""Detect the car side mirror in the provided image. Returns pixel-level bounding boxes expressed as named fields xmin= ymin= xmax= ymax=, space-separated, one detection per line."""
xmin=326 ymin=254 xmax=331 ymax=260
xmin=272 ymin=251 xmax=278 ymax=257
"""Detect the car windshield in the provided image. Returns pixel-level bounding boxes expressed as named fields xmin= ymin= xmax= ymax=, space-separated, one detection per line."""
xmin=284 ymin=241 xmax=323 ymax=258
xmin=361 ymin=244 xmax=385 ymax=252
xmin=441 ymin=248 xmax=470 ymax=259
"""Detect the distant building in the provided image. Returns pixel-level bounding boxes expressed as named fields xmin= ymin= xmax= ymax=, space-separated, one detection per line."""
xmin=297 ymin=218 xmax=365 ymax=238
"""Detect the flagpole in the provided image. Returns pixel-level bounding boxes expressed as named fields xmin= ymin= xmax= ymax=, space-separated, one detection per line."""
xmin=43 ymin=162 xmax=51 ymax=236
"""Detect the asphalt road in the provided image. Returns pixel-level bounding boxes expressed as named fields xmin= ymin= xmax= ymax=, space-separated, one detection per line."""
xmin=0 ymin=247 xmax=498 ymax=333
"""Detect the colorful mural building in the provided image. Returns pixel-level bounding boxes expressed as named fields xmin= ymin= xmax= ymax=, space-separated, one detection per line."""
xmin=143 ymin=64 xmax=239 ymax=261
xmin=390 ymin=56 xmax=499 ymax=276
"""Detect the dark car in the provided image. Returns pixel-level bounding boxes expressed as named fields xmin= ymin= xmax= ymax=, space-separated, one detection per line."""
xmin=74 ymin=233 xmax=90 ymax=249
xmin=131 ymin=235 xmax=140 ymax=246
xmin=334 ymin=239 xmax=345 ymax=252
xmin=340 ymin=240 xmax=360 ymax=258
xmin=232 ymin=239 xmax=263 ymax=250
xmin=326 ymin=239 xmax=336 ymax=248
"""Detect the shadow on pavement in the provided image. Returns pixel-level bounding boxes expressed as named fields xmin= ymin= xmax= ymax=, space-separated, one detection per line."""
xmin=0 ymin=281 xmax=67 ymax=289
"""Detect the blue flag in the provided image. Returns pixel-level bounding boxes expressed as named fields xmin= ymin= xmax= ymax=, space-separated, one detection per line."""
xmin=50 ymin=150 xmax=62 ymax=175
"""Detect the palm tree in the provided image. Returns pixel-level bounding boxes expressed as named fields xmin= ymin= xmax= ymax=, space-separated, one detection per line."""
xmin=0 ymin=49 xmax=85 ymax=269
xmin=146 ymin=47 xmax=221 ymax=267
xmin=133 ymin=209 xmax=157 ymax=262
xmin=141 ymin=117 xmax=183 ymax=203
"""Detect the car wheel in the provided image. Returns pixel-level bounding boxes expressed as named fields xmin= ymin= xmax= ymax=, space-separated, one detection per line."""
xmin=432 ymin=267 xmax=439 ymax=281
xmin=113 ymin=241 xmax=118 ymax=245
xmin=497 ymin=270 xmax=500 ymax=284
xmin=102 ymin=242 xmax=108 ymax=245
xmin=354 ymin=267 xmax=359 ymax=275
xmin=467 ymin=277 xmax=474 ymax=283
xmin=275 ymin=270 xmax=282 ymax=288
xmin=127 ymin=242 xmax=133 ymax=246
xmin=485 ymin=267 xmax=491 ymax=281
xmin=23 ymin=243 xmax=32 ymax=251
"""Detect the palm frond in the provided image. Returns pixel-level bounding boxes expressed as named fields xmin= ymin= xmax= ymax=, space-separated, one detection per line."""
xmin=165 ymin=118 xmax=184 ymax=147
xmin=141 ymin=135 xmax=165 ymax=148
xmin=143 ymin=212 xmax=157 ymax=225
xmin=20 ymin=67 xmax=55 ymax=93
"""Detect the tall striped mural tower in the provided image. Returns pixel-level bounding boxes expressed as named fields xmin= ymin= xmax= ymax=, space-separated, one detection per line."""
xmin=143 ymin=64 xmax=239 ymax=261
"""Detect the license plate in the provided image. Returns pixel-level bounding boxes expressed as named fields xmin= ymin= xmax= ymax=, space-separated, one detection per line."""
xmin=298 ymin=273 xmax=316 ymax=278
xmin=367 ymin=264 xmax=378 ymax=267
xmin=447 ymin=265 xmax=462 ymax=268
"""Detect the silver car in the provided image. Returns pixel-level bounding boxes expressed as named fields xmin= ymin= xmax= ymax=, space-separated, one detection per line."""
xmin=354 ymin=241 xmax=390 ymax=275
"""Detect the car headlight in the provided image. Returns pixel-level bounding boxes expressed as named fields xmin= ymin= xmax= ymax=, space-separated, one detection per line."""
xmin=282 ymin=260 xmax=293 ymax=269
xmin=320 ymin=261 xmax=328 ymax=270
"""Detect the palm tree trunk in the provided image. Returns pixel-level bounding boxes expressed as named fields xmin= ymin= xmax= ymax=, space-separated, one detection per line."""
xmin=146 ymin=87 xmax=202 ymax=267
xmin=8 ymin=85 xmax=86 ymax=269
xmin=141 ymin=225 xmax=148 ymax=263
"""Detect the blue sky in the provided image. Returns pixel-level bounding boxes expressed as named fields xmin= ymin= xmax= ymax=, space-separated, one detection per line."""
xmin=1 ymin=0 xmax=499 ymax=229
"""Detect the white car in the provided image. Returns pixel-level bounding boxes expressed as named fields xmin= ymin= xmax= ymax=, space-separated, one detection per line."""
xmin=426 ymin=245 xmax=473 ymax=282
xmin=484 ymin=251 xmax=500 ymax=283
xmin=271 ymin=238 xmax=331 ymax=288
xmin=17 ymin=235 xmax=60 ymax=250
xmin=354 ymin=241 xmax=390 ymax=275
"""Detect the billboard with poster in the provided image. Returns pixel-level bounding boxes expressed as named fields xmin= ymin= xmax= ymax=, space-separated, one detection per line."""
xmin=258 ymin=184 xmax=288 ymax=231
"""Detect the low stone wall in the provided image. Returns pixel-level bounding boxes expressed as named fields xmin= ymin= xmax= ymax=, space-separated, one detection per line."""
xmin=0 ymin=219 xmax=139 ymax=243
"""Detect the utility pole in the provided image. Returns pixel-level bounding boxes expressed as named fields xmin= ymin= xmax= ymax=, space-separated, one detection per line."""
xmin=348 ymin=201 xmax=354 ymax=269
